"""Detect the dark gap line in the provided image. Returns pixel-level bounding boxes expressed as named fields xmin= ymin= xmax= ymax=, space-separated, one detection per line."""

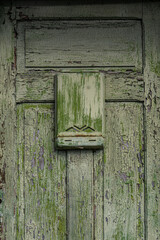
xmin=102 ymin=147 xmax=105 ymax=240
xmin=25 ymin=65 xmax=136 ymax=69
xmin=16 ymin=99 xmax=144 ymax=104
xmin=66 ymin=150 xmax=69 ymax=240
xmin=142 ymin=2 xmax=147 ymax=239
xmin=143 ymin=102 xmax=148 ymax=240
xmin=141 ymin=15 xmax=145 ymax=75
xmin=16 ymin=100 xmax=55 ymax=104
xmin=17 ymin=18 xmax=143 ymax=22
xmin=16 ymin=69 xmax=142 ymax=73
xmin=105 ymin=99 xmax=144 ymax=103
xmin=93 ymin=151 xmax=95 ymax=240
xmin=23 ymin=106 xmax=26 ymax=240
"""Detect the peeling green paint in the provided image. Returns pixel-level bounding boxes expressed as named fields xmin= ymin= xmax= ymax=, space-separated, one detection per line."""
xmin=56 ymin=73 xmax=105 ymax=149
xmin=16 ymin=104 xmax=66 ymax=239
xmin=104 ymin=102 xmax=144 ymax=239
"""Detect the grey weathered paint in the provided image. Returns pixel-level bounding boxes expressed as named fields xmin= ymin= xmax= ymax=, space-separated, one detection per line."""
xmin=0 ymin=6 xmax=16 ymax=240
xmin=16 ymin=70 xmax=144 ymax=103
xmin=17 ymin=20 xmax=142 ymax=72
xmin=56 ymin=73 xmax=105 ymax=149
xmin=0 ymin=2 xmax=160 ymax=240
xmin=144 ymin=2 xmax=160 ymax=239
xmin=104 ymin=102 xmax=144 ymax=239
xmin=17 ymin=104 xmax=66 ymax=240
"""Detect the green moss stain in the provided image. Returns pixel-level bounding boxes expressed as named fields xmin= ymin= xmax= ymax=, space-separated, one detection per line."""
xmin=153 ymin=61 xmax=160 ymax=76
xmin=24 ymin=103 xmax=53 ymax=110
xmin=75 ymin=181 xmax=91 ymax=240
xmin=150 ymin=52 xmax=160 ymax=76
xmin=16 ymin=103 xmax=66 ymax=239
xmin=57 ymin=73 xmax=104 ymax=140
xmin=16 ymin=105 xmax=26 ymax=239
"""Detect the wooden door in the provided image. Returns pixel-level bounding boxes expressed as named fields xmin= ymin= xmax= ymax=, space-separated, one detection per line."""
xmin=15 ymin=19 xmax=144 ymax=240
xmin=2 ymin=3 xmax=160 ymax=240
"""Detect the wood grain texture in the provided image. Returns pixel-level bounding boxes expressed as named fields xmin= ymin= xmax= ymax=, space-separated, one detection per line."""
xmin=56 ymin=73 xmax=105 ymax=149
xmin=17 ymin=104 xmax=66 ymax=240
xmin=15 ymin=4 xmax=142 ymax=20
xmin=104 ymin=102 xmax=144 ymax=239
xmin=16 ymin=71 xmax=56 ymax=102
xmin=67 ymin=150 xmax=93 ymax=240
xmin=143 ymin=2 xmax=160 ymax=239
xmin=16 ymin=70 xmax=144 ymax=103
xmin=93 ymin=150 xmax=103 ymax=240
xmin=0 ymin=7 xmax=16 ymax=240
xmin=17 ymin=105 xmax=25 ymax=240
xmin=17 ymin=20 xmax=142 ymax=72
xmin=3 ymin=2 xmax=160 ymax=240
xmin=104 ymin=71 xmax=144 ymax=101
xmin=57 ymin=73 xmax=104 ymax=134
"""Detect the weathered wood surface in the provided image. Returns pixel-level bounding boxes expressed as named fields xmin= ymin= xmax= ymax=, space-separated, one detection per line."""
xmin=67 ymin=150 xmax=93 ymax=240
xmin=0 ymin=7 xmax=16 ymax=240
xmin=15 ymin=4 xmax=142 ymax=20
xmin=66 ymin=149 xmax=103 ymax=240
xmin=143 ymin=2 xmax=160 ymax=239
xmin=66 ymin=150 xmax=103 ymax=240
xmin=16 ymin=70 xmax=144 ymax=102
xmin=2 ymin=2 xmax=160 ymax=240
xmin=57 ymin=73 xmax=104 ymax=134
xmin=17 ymin=104 xmax=66 ymax=240
xmin=56 ymin=73 xmax=105 ymax=149
xmin=17 ymin=20 xmax=142 ymax=72
xmin=17 ymin=104 xmax=104 ymax=240
xmin=17 ymin=105 xmax=25 ymax=239
xmin=104 ymin=102 xmax=144 ymax=239
xmin=93 ymin=150 xmax=103 ymax=240
xmin=104 ymin=71 xmax=144 ymax=102
xmin=16 ymin=71 xmax=55 ymax=102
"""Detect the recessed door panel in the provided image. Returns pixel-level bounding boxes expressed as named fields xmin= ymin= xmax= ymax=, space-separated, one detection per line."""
xmin=17 ymin=20 xmax=142 ymax=72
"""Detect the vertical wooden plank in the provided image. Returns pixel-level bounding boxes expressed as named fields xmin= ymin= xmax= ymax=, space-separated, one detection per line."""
xmin=93 ymin=150 xmax=103 ymax=240
xmin=17 ymin=105 xmax=25 ymax=240
xmin=143 ymin=2 xmax=160 ymax=239
xmin=21 ymin=104 xmax=66 ymax=240
xmin=0 ymin=6 xmax=16 ymax=240
xmin=104 ymin=102 xmax=144 ymax=239
xmin=67 ymin=150 xmax=93 ymax=240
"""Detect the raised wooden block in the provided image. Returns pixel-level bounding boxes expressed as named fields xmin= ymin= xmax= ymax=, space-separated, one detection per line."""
xmin=56 ymin=73 xmax=105 ymax=149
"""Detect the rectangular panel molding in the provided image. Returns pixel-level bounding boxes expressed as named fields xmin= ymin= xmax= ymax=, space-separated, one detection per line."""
xmin=17 ymin=20 xmax=142 ymax=72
